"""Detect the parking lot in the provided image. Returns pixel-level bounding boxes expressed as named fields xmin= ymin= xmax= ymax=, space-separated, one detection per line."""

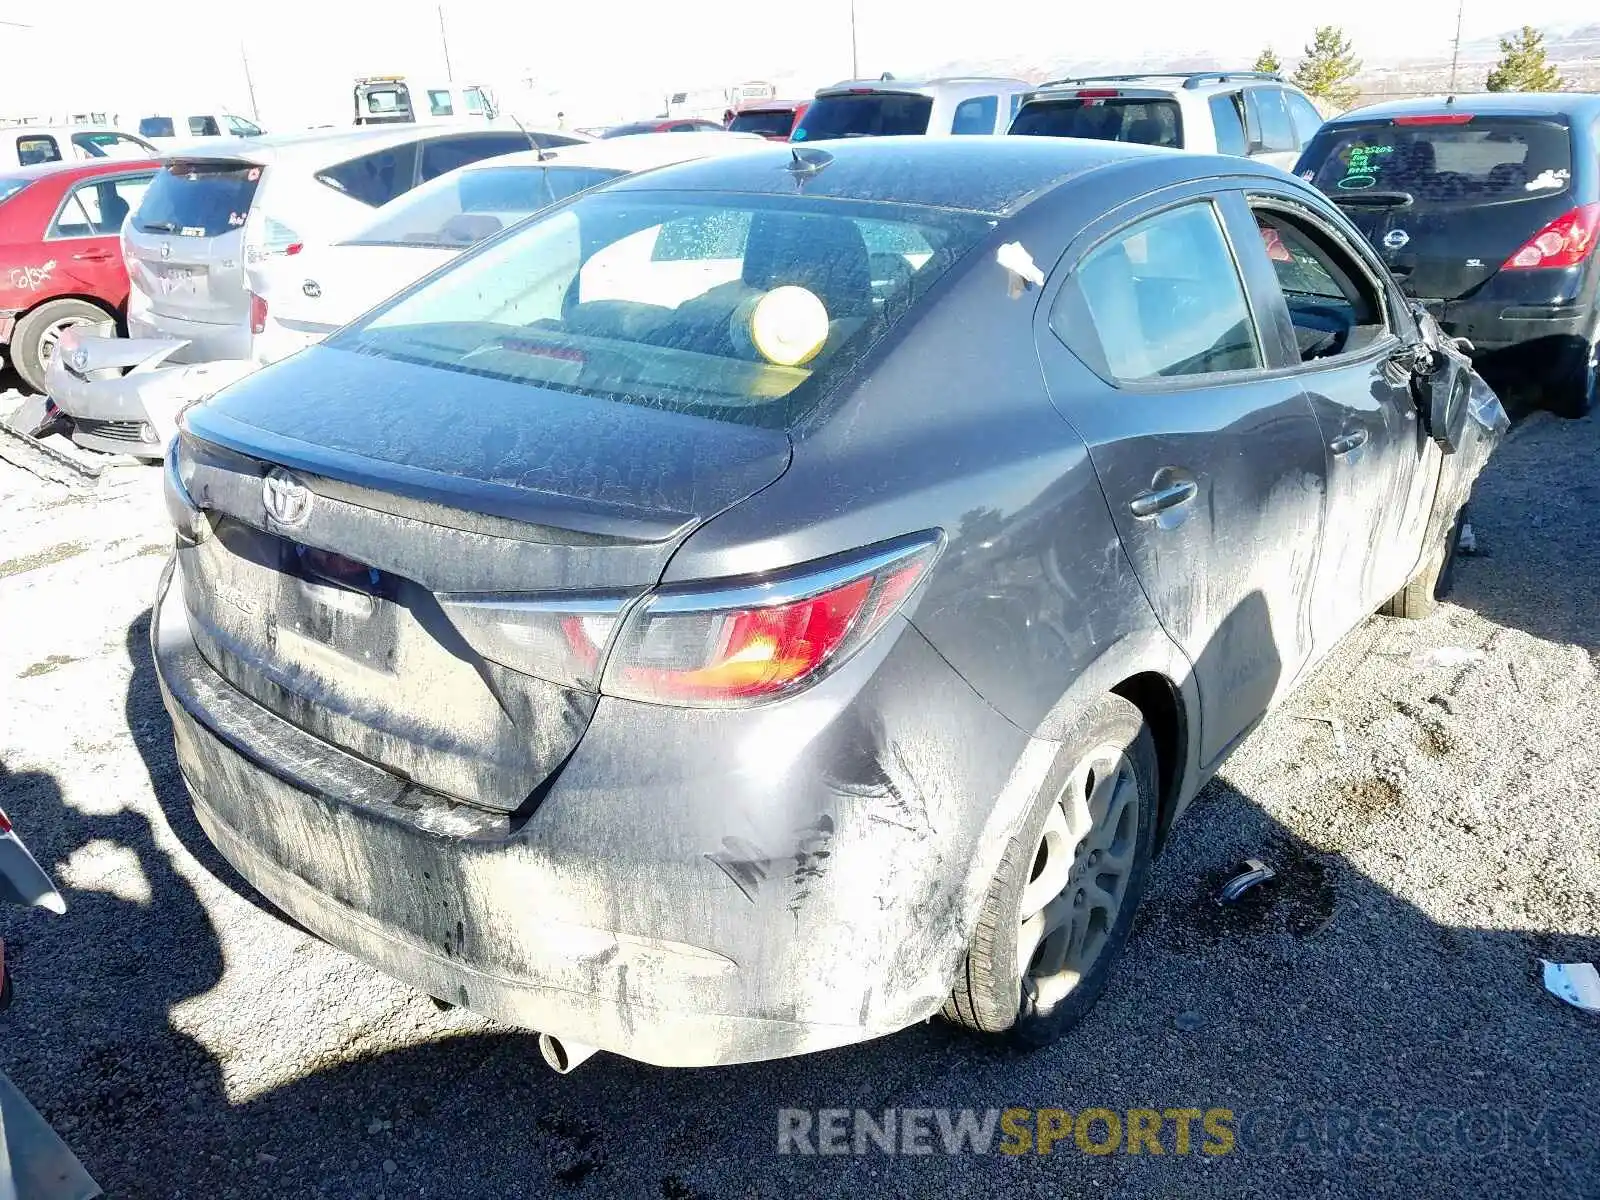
xmin=0 ymin=379 xmax=1594 ymax=1198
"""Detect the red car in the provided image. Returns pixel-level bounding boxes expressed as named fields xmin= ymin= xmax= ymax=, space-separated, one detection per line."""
xmin=0 ymin=156 xmax=158 ymax=392
xmin=724 ymin=99 xmax=811 ymax=140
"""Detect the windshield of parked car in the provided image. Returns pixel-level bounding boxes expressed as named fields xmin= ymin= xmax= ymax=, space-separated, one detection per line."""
xmin=728 ymin=110 xmax=795 ymax=138
xmin=793 ymin=93 xmax=934 ymax=140
xmin=1009 ymin=98 xmax=1183 ymax=147
xmin=331 ymin=189 xmax=993 ymax=429
xmin=1300 ymin=117 xmax=1573 ymax=205
xmin=133 ymin=160 xmax=261 ymax=236
xmin=0 ymin=177 xmax=31 ymax=206
xmin=344 ymin=163 xmax=626 ymax=249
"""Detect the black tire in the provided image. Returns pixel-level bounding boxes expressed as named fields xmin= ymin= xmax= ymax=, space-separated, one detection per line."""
xmin=1381 ymin=505 xmax=1465 ymax=620
xmin=10 ymin=298 xmax=112 ymax=393
xmin=1547 ymin=332 xmax=1597 ymax=420
xmin=943 ymin=693 xmax=1158 ymax=1048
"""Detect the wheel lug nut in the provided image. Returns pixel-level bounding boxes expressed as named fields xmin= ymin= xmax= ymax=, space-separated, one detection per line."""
xmin=1088 ymin=850 xmax=1101 ymax=866
xmin=1074 ymin=889 xmax=1085 ymax=907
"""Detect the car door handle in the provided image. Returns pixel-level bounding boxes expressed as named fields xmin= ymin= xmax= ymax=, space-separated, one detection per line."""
xmin=1129 ymin=479 xmax=1199 ymax=519
xmin=1330 ymin=430 xmax=1370 ymax=457
xmin=71 ymin=249 xmax=113 ymax=262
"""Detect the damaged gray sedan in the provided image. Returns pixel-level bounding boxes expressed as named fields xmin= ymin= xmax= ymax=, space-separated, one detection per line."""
xmin=152 ymin=138 xmax=1506 ymax=1069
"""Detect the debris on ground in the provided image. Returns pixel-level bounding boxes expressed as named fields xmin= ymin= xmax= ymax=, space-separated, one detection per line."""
xmin=1541 ymin=961 xmax=1600 ymax=1013
xmin=1458 ymin=521 xmax=1478 ymax=555
xmin=1217 ymin=859 xmax=1277 ymax=904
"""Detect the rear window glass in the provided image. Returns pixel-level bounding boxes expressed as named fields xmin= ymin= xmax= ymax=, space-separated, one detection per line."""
xmin=728 ymin=109 xmax=795 ymax=137
xmin=15 ymin=136 xmax=59 ymax=166
xmin=331 ymin=190 xmax=992 ymax=430
xmin=134 ymin=160 xmax=261 ymax=236
xmin=793 ymin=93 xmax=933 ymax=140
xmin=1301 ymin=118 xmax=1573 ymax=204
xmin=140 ymin=117 xmax=176 ymax=137
xmin=1009 ymin=98 xmax=1182 ymax=148
xmin=346 ymin=164 xmax=624 ymax=248
xmin=361 ymin=86 xmax=412 ymax=117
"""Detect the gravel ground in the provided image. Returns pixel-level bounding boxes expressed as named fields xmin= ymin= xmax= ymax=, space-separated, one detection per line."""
xmin=0 ymin=394 xmax=1596 ymax=1199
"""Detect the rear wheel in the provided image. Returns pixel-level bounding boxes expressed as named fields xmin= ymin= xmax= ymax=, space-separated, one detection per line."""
xmin=1547 ymin=329 xmax=1597 ymax=419
xmin=1381 ymin=505 xmax=1465 ymax=620
xmin=943 ymin=694 xmax=1158 ymax=1048
xmin=11 ymin=299 xmax=112 ymax=394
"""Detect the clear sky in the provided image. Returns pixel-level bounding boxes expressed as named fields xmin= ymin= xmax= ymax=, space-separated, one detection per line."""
xmin=1 ymin=0 xmax=1593 ymax=127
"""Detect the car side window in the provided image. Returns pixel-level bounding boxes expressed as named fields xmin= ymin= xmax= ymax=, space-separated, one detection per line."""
xmin=1209 ymin=93 xmax=1248 ymax=156
xmin=316 ymin=141 xmax=421 ymax=206
xmin=1250 ymin=203 xmax=1389 ymax=362
xmin=225 ymin=116 xmax=263 ymax=137
xmin=464 ymin=88 xmax=488 ymax=115
xmin=1284 ymin=93 xmax=1325 ymax=148
xmin=419 ymin=133 xmax=528 ymax=180
xmin=140 ymin=117 xmax=176 ymax=138
xmin=47 ymin=176 xmax=148 ymax=238
xmin=17 ymin=135 xmax=60 ymax=166
xmin=1053 ymin=201 xmax=1262 ymax=383
xmin=951 ymin=95 xmax=999 ymax=135
xmin=1244 ymin=87 xmax=1297 ymax=154
xmin=429 ymin=90 xmax=455 ymax=118
xmin=189 ymin=116 xmax=222 ymax=137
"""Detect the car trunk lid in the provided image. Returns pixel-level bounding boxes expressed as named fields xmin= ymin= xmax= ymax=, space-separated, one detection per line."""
xmin=175 ymin=346 xmax=792 ymax=810
xmin=1300 ymin=114 xmax=1577 ymax=301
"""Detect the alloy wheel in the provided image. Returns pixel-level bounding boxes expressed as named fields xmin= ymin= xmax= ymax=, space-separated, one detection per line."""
xmin=1016 ymin=743 xmax=1142 ymax=1012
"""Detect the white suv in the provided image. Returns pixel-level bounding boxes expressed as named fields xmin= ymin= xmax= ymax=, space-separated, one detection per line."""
xmin=1008 ymin=71 xmax=1325 ymax=171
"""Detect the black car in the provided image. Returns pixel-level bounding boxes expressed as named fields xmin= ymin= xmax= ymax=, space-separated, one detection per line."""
xmin=155 ymin=138 xmax=1506 ymax=1070
xmin=1296 ymin=92 xmax=1600 ymax=417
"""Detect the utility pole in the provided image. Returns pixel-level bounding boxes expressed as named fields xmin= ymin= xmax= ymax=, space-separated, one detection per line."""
xmin=1448 ymin=0 xmax=1465 ymax=93
xmin=438 ymin=4 xmax=454 ymax=83
xmin=850 ymin=0 xmax=859 ymax=78
xmin=240 ymin=42 xmax=260 ymax=123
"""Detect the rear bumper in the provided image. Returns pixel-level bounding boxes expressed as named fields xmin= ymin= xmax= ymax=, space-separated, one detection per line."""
xmin=151 ymin=554 xmax=1040 ymax=1067
xmin=1422 ymin=293 xmax=1596 ymax=384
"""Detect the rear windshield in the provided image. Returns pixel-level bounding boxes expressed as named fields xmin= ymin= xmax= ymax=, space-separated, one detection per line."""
xmin=0 ymin=177 xmax=31 ymax=205
xmin=360 ymin=85 xmax=412 ymax=118
xmin=133 ymin=160 xmax=261 ymax=237
xmin=330 ymin=190 xmax=992 ymax=430
xmin=345 ymin=163 xmax=625 ymax=248
xmin=793 ymin=93 xmax=933 ymax=140
xmin=139 ymin=117 xmax=176 ymax=137
xmin=1300 ymin=117 xmax=1573 ymax=205
xmin=728 ymin=109 xmax=795 ymax=137
xmin=1009 ymin=98 xmax=1183 ymax=147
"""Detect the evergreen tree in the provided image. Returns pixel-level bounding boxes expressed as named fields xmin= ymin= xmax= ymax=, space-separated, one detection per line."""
xmin=1253 ymin=48 xmax=1283 ymax=75
xmin=1486 ymin=26 xmax=1564 ymax=92
xmin=1292 ymin=26 xmax=1362 ymax=111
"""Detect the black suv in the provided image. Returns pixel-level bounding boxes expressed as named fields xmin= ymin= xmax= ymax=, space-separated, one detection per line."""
xmin=1296 ymin=93 xmax=1600 ymax=417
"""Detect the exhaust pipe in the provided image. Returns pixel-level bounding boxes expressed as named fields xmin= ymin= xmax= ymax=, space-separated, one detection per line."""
xmin=539 ymin=1032 xmax=599 ymax=1074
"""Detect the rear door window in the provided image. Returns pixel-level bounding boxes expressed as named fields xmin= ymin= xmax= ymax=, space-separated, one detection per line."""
xmin=16 ymin=135 xmax=60 ymax=166
xmin=1009 ymin=98 xmax=1182 ymax=147
xmin=1244 ymin=87 xmax=1297 ymax=154
xmin=1209 ymin=93 xmax=1248 ymax=156
xmin=1053 ymin=201 xmax=1262 ymax=382
xmin=49 ymin=173 xmax=154 ymax=238
xmin=1300 ymin=118 xmax=1574 ymax=204
xmin=317 ymin=141 xmax=420 ymax=206
xmin=1285 ymin=93 xmax=1325 ymax=148
xmin=419 ymin=133 xmax=529 ymax=180
xmin=188 ymin=116 xmax=222 ymax=136
xmin=135 ymin=160 xmax=261 ymax=235
xmin=793 ymin=93 xmax=934 ymax=140
xmin=951 ymin=95 xmax=999 ymax=135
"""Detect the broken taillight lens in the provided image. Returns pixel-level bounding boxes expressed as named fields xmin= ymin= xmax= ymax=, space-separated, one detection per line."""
xmin=248 ymin=291 xmax=268 ymax=335
xmin=601 ymin=535 xmax=940 ymax=706
xmin=1502 ymin=203 xmax=1600 ymax=270
xmin=438 ymin=594 xmax=629 ymax=691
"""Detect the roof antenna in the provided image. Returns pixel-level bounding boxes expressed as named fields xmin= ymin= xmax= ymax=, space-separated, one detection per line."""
xmin=787 ymin=146 xmax=833 ymax=185
xmin=509 ymin=112 xmax=550 ymax=160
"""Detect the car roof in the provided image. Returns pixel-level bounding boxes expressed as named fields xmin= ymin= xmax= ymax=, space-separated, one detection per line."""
xmin=1028 ymin=71 xmax=1290 ymax=98
xmin=0 ymin=156 xmax=159 ymax=182
xmin=3 ymin=124 xmax=139 ymax=137
xmin=1326 ymin=92 xmax=1600 ymax=124
xmin=155 ymin=123 xmax=536 ymax=165
xmin=817 ymin=76 xmax=1030 ymax=98
xmin=492 ymin=131 xmax=767 ymax=171
xmin=606 ymin=134 xmax=1207 ymax=214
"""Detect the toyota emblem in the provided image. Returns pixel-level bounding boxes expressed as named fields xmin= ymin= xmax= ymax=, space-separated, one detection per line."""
xmin=302 ymin=279 xmax=322 ymax=298
xmin=1382 ymin=228 xmax=1411 ymax=251
xmin=160 ymin=242 xmax=172 ymax=260
xmin=262 ymin=468 xmax=312 ymax=528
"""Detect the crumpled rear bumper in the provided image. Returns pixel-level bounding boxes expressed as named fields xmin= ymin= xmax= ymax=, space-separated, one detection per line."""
xmin=46 ymin=325 xmax=258 ymax=457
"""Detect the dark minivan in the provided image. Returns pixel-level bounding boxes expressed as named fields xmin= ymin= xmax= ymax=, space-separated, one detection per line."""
xmin=1296 ymin=93 xmax=1600 ymax=417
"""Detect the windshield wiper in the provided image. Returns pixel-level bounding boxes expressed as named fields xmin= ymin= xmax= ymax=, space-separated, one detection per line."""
xmin=140 ymin=219 xmax=180 ymax=232
xmin=1333 ymin=191 xmax=1415 ymax=209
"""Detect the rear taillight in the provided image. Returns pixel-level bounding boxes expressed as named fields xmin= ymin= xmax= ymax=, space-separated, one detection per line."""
xmin=603 ymin=536 xmax=939 ymax=706
xmin=249 ymin=292 xmax=268 ymax=334
xmin=1502 ymin=203 xmax=1600 ymax=270
xmin=0 ymin=808 xmax=11 ymax=834
xmin=438 ymin=535 xmax=940 ymax=706
xmin=1074 ymin=89 xmax=1120 ymax=98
